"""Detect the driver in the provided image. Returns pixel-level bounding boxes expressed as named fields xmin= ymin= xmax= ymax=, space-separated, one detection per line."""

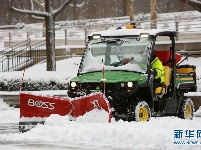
xmin=121 ymin=57 xmax=134 ymax=64
xmin=151 ymin=54 xmax=165 ymax=89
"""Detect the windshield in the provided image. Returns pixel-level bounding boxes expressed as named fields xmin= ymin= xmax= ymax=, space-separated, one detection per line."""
xmin=79 ymin=38 xmax=152 ymax=74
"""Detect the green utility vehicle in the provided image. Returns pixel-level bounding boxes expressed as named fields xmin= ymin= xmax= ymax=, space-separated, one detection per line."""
xmin=67 ymin=26 xmax=196 ymax=121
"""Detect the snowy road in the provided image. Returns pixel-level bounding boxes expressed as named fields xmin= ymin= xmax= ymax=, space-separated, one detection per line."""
xmin=0 ymin=123 xmax=18 ymax=134
xmin=0 ymin=122 xmax=104 ymax=150
xmin=0 ymin=113 xmax=201 ymax=150
xmin=0 ymin=121 xmax=119 ymax=150
xmin=0 ymin=140 xmax=112 ymax=150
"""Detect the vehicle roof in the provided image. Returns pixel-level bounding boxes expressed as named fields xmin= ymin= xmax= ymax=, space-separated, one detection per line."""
xmin=88 ymin=28 xmax=176 ymax=37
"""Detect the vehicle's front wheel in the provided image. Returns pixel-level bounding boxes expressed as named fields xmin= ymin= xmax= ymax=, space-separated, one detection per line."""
xmin=178 ymin=98 xmax=194 ymax=120
xmin=128 ymin=100 xmax=151 ymax=122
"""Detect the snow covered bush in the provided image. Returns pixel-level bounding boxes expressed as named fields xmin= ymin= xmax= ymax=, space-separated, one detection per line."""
xmin=0 ymin=78 xmax=68 ymax=91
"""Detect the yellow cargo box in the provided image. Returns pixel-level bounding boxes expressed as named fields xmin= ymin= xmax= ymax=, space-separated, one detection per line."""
xmin=176 ymin=65 xmax=196 ymax=74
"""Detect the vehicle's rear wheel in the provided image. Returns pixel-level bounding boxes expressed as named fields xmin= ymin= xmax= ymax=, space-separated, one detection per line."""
xmin=128 ymin=100 xmax=151 ymax=122
xmin=178 ymin=98 xmax=194 ymax=120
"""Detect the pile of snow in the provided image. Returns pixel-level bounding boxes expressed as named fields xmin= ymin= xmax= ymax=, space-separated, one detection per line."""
xmin=0 ymin=99 xmax=19 ymax=124
xmin=0 ymin=111 xmax=201 ymax=150
xmin=0 ymin=55 xmax=200 ymax=149
xmin=0 ymin=98 xmax=9 ymax=109
xmin=195 ymin=107 xmax=201 ymax=117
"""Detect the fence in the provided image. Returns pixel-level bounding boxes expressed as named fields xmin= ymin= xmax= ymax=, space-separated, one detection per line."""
xmin=0 ymin=16 xmax=201 ymax=47
xmin=0 ymin=40 xmax=46 ymax=72
xmin=0 ymin=15 xmax=201 ymax=72
xmin=0 ymin=40 xmax=30 ymax=72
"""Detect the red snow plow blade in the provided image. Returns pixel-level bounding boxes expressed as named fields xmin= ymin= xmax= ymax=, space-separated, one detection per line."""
xmin=19 ymin=92 xmax=111 ymax=132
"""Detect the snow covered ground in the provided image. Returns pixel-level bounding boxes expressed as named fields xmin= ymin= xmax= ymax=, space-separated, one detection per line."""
xmin=0 ymin=10 xmax=201 ymax=150
xmin=0 ymin=56 xmax=201 ymax=150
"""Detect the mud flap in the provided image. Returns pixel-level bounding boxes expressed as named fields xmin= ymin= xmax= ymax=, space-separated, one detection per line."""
xmin=19 ymin=92 xmax=111 ymax=132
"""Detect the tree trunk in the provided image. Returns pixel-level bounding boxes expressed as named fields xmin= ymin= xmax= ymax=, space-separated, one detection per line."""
xmin=128 ymin=0 xmax=134 ymax=22
xmin=151 ymin=0 xmax=157 ymax=29
xmin=128 ymin=0 xmax=135 ymax=28
xmin=45 ymin=0 xmax=56 ymax=71
xmin=179 ymin=1 xmax=185 ymax=12
xmin=8 ymin=0 xmax=12 ymax=24
xmin=122 ymin=0 xmax=127 ymax=16
xmin=42 ymin=0 xmax=46 ymax=37
xmin=73 ymin=0 xmax=77 ymax=20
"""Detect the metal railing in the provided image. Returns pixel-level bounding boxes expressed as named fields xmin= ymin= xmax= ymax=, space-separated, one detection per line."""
xmin=0 ymin=40 xmax=45 ymax=72
xmin=29 ymin=40 xmax=46 ymax=65
xmin=0 ymin=40 xmax=30 ymax=72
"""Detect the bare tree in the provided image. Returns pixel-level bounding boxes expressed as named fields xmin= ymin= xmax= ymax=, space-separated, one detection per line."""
xmin=128 ymin=0 xmax=135 ymax=22
xmin=68 ymin=0 xmax=85 ymax=20
xmin=179 ymin=0 xmax=201 ymax=12
xmin=11 ymin=0 xmax=73 ymax=71
xmin=0 ymin=0 xmax=36 ymax=25
xmin=151 ymin=0 xmax=157 ymax=29
xmin=1 ymin=0 xmax=198 ymax=26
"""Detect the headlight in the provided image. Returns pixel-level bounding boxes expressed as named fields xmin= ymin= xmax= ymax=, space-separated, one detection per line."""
xmin=140 ymin=33 xmax=149 ymax=38
xmin=120 ymin=83 xmax=125 ymax=87
xmin=92 ymin=34 xmax=101 ymax=39
xmin=71 ymin=82 xmax=77 ymax=88
xmin=127 ymin=82 xmax=133 ymax=87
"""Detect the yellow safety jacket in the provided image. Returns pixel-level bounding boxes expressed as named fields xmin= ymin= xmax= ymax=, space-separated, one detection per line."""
xmin=151 ymin=57 xmax=165 ymax=83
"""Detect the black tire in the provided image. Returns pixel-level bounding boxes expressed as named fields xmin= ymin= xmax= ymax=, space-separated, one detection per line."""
xmin=178 ymin=98 xmax=194 ymax=120
xmin=128 ymin=100 xmax=151 ymax=122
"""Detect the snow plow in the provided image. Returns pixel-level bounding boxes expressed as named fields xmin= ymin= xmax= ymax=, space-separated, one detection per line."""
xmin=19 ymin=92 xmax=111 ymax=132
xmin=19 ymin=25 xmax=197 ymax=132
